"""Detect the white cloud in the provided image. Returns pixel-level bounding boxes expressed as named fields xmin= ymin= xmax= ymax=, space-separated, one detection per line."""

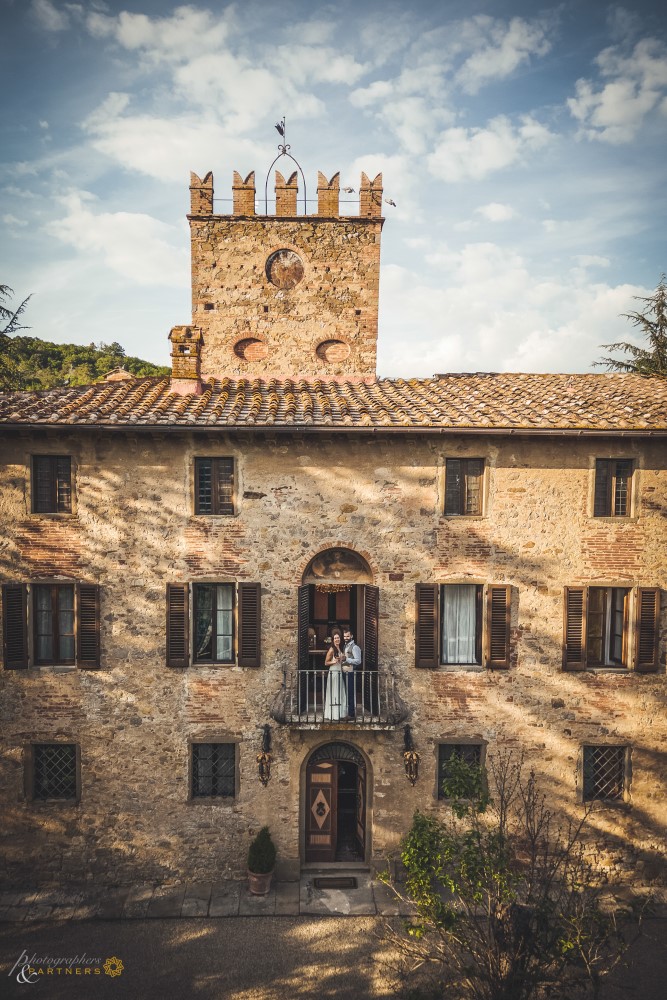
xmin=567 ymin=37 xmax=667 ymax=142
xmin=86 ymin=5 xmax=235 ymax=63
xmin=31 ymin=0 xmax=69 ymax=32
xmin=573 ymin=255 xmax=610 ymax=268
xmin=377 ymin=245 xmax=646 ymax=376
xmin=45 ymin=192 xmax=188 ymax=287
xmin=3 ymin=214 xmax=29 ymax=228
xmin=455 ymin=15 xmax=552 ymax=94
xmin=427 ymin=115 xmax=553 ymax=183
xmin=475 ymin=202 xmax=515 ymax=222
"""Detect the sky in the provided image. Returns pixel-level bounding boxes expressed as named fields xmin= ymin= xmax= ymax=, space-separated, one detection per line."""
xmin=1 ymin=0 xmax=666 ymax=378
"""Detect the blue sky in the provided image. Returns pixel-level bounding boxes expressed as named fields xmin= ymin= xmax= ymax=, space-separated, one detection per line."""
xmin=1 ymin=0 xmax=666 ymax=376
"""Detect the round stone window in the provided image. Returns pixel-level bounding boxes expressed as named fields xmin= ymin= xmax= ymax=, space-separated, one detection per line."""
xmin=265 ymin=249 xmax=304 ymax=289
xmin=234 ymin=338 xmax=269 ymax=362
xmin=316 ymin=339 xmax=351 ymax=363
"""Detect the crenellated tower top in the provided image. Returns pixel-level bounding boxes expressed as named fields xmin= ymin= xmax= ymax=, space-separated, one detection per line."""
xmin=181 ymin=166 xmax=384 ymax=383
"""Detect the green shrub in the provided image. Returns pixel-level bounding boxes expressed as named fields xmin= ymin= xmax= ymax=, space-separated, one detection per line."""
xmin=247 ymin=827 xmax=276 ymax=873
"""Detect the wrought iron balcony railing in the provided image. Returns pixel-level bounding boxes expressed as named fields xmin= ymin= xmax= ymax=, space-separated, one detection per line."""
xmin=270 ymin=668 xmax=408 ymax=728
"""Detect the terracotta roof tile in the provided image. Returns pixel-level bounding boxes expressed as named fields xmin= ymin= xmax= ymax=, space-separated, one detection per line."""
xmin=0 ymin=373 xmax=666 ymax=432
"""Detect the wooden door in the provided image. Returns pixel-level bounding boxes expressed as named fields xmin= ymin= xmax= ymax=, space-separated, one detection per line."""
xmin=305 ymin=761 xmax=337 ymax=862
xmin=355 ymin=764 xmax=366 ymax=859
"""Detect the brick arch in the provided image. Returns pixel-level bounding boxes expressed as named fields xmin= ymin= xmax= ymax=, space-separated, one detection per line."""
xmin=298 ymin=543 xmax=377 ymax=585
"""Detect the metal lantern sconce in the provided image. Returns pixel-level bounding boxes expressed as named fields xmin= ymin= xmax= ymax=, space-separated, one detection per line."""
xmin=403 ymin=725 xmax=421 ymax=786
xmin=257 ymin=724 xmax=272 ymax=787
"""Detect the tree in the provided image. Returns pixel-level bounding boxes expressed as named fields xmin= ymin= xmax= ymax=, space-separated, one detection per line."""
xmin=596 ymin=275 xmax=667 ymax=375
xmin=0 ymin=285 xmax=32 ymax=390
xmin=382 ymin=753 xmax=645 ymax=1000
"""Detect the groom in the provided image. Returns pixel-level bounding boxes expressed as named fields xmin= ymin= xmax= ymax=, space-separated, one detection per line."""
xmin=342 ymin=628 xmax=362 ymax=719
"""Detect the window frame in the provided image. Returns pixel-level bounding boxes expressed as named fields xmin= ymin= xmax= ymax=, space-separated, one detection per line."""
xmin=166 ymin=581 xmax=261 ymax=669
xmin=2 ymin=582 xmax=100 ymax=670
xmin=413 ymin=582 xmax=511 ymax=670
xmin=25 ymin=742 xmax=81 ymax=803
xmin=436 ymin=742 xmax=485 ymax=801
xmin=194 ymin=457 xmax=235 ymax=516
xmin=443 ymin=458 xmax=485 ymax=517
xmin=592 ymin=458 xmax=634 ymax=518
xmin=440 ymin=583 xmax=484 ymax=666
xmin=189 ymin=740 xmax=238 ymax=800
xmin=562 ymin=585 xmax=661 ymax=671
xmin=580 ymin=745 xmax=630 ymax=805
xmin=31 ymin=455 xmax=73 ymax=515
xmin=192 ymin=582 xmax=235 ymax=665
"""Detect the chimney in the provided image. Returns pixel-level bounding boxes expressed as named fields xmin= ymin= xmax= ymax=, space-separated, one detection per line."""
xmin=169 ymin=326 xmax=204 ymax=395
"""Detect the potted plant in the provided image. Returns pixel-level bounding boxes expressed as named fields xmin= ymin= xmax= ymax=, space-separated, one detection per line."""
xmin=247 ymin=826 xmax=277 ymax=895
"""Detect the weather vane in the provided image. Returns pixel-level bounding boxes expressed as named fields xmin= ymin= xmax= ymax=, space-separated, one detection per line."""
xmin=264 ymin=115 xmax=307 ymax=214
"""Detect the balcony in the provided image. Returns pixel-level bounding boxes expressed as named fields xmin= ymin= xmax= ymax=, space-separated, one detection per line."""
xmin=270 ymin=668 xmax=408 ymax=729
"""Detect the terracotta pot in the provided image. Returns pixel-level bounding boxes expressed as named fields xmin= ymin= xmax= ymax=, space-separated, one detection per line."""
xmin=247 ymin=869 xmax=274 ymax=895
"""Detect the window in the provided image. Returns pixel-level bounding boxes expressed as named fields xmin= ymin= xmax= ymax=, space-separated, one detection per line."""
xmin=166 ymin=582 xmax=261 ymax=668
xmin=582 ymin=746 xmax=628 ymax=802
xmin=415 ymin=583 xmax=511 ymax=669
xmin=437 ymin=743 xmax=482 ymax=800
xmin=193 ymin=584 xmax=234 ymax=663
xmin=32 ymin=456 xmax=72 ymax=513
xmin=445 ymin=458 xmax=483 ymax=515
xmin=2 ymin=583 xmax=100 ymax=669
xmin=195 ymin=458 xmax=234 ymax=515
xmin=30 ymin=743 xmax=79 ymax=801
xmin=594 ymin=459 xmax=632 ymax=517
xmin=563 ymin=586 xmax=659 ymax=671
xmin=191 ymin=743 xmax=236 ymax=797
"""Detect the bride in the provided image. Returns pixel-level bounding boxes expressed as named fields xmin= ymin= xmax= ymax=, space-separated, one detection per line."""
xmin=323 ymin=631 xmax=348 ymax=721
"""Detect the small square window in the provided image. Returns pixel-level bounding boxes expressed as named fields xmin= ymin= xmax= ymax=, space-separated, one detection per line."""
xmin=191 ymin=743 xmax=236 ymax=797
xmin=438 ymin=744 xmax=483 ymax=799
xmin=594 ymin=459 xmax=632 ymax=517
xmin=32 ymin=456 xmax=72 ymax=513
xmin=445 ymin=459 xmax=484 ymax=516
xmin=582 ymin=745 xmax=627 ymax=802
xmin=195 ymin=458 xmax=234 ymax=515
xmin=31 ymin=743 xmax=78 ymax=800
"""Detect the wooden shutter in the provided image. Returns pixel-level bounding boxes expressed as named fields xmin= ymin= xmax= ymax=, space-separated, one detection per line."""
xmin=486 ymin=585 xmax=511 ymax=668
xmin=564 ymin=587 xmax=587 ymax=669
xmin=415 ymin=584 xmax=439 ymax=668
xmin=635 ymin=588 xmax=660 ymax=672
xmin=298 ymin=584 xmax=311 ymax=672
xmin=363 ymin=585 xmax=379 ymax=669
xmin=77 ymin=584 xmax=100 ymax=668
xmin=166 ymin=584 xmax=189 ymax=667
xmin=593 ymin=460 xmax=611 ymax=516
xmin=238 ymin=582 xmax=261 ymax=667
xmin=2 ymin=584 xmax=28 ymax=669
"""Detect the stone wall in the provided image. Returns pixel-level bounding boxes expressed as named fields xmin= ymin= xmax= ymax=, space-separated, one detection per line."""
xmin=0 ymin=430 xmax=665 ymax=886
xmin=187 ymin=171 xmax=383 ymax=381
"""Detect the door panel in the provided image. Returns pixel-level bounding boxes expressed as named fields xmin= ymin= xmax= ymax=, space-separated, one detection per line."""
xmin=305 ymin=762 xmax=337 ymax=862
xmin=355 ymin=765 xmax=366 ymax=859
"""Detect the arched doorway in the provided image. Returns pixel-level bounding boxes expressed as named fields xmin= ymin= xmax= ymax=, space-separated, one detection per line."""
xmin=298 ymin=548 xmax=378 ymax=717
xmin=304 ymin=742 xmax=367 ymax=863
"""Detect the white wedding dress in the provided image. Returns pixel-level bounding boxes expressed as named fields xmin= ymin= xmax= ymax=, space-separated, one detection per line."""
xmin=324 ymin=656 xmax=348 ymax=721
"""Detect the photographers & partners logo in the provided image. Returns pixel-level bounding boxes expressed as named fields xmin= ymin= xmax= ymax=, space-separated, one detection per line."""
xmin=8 ymin=951 xmax=124 ymax=984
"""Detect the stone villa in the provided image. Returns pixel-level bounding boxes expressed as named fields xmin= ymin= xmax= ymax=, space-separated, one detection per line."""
xmin=1 ymin=164 xmax=665 ymax=886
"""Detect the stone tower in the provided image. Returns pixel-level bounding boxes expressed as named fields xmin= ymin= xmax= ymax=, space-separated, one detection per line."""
xmin=187 ymin=168 xmax=384 ymax=381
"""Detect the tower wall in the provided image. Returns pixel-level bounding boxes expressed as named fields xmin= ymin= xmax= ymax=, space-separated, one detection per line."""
xmin=188 ymin=170 xmax=383 ymax=381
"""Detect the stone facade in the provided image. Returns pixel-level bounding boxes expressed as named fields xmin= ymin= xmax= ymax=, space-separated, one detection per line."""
xmin=188 ymin=170 xmax=383 ymax=381
xmin=0 ymin=166 xmax=665 ymax=889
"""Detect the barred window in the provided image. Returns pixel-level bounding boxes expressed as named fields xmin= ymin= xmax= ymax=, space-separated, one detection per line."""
xmin=32 ymin=744 xmax=78 ymax=800
xmin=195 ymin=458 xmax=234 ymax=515
xmin=583 ymin=745 xmax=627 ymax=802
xmin=438 ymin=743 xmax=482 ymax=800
xmin=445 ymin=459 xmax=484 ymax=516
xmin=192 ymin=743 xmax=236 ymax=798
xmin=594 ymin=459 xmax=632 ymax=517
xmin=32 ymin=456 xmax=72 ymax=513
